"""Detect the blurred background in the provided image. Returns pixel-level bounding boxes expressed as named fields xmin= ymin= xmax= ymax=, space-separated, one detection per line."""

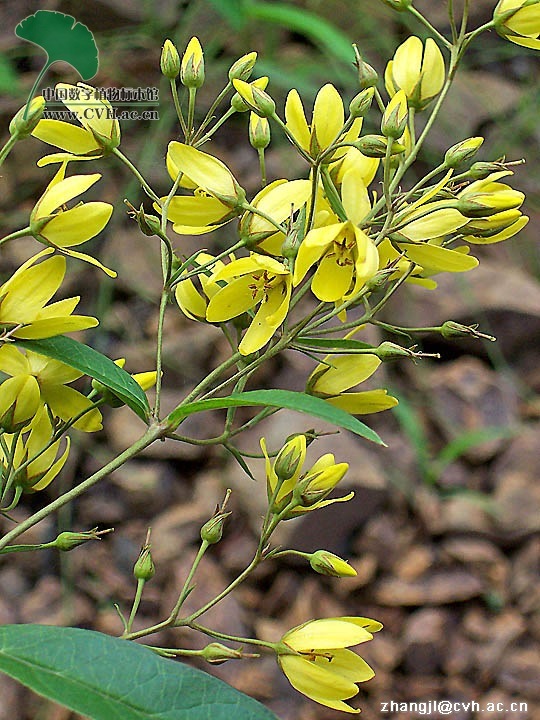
xmin=0 ymin=0 xmax=539 ymax=718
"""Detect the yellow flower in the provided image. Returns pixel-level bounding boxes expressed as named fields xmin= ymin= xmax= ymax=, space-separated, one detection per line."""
xmin=0 ymin=345 xmax=102 ymax=432
xmin=494 ymin=0 xmax=540 ymax=49
xmin=30 ymin=172 xmax=115 ymax=276
xmin=0 ymin=406 xmax=70 ymax=498
xmin=293 ymin=219 xmax=379 ymax=302
xmin=0 ymin=374 xmax=40 ymax=433
xmin=276 ymin=617 xmax=382 ymax=713
xmin=239 ymin=178 xmax=312 ymax=252
xmin=174 ymin=253 xmax=227 ymax=321
xmin=385 ymin=36 xmax=445 ymax=109
xmin=308 ymin=352 xmax=398 ymax=415
xmin=0 ymin=250 xmax=98 ymax=340
xmin=260 ymin=436 xmax=352 ymax=518
xmin=285 ymin=84 xmax=351 ymax=158
xmin=160 ymin=142 xmax=245 ymax=235
xmin=206 ymin=254 xmax=292 ymax=355
xmin=181 ymin=37 xmax=205 ymax=88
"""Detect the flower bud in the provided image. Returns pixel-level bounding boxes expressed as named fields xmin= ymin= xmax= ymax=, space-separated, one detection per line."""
xmin=309 ymin=550 xmax=357 ymax=578
xmin=228 ymin=52 xmax=257 ymax=81
xmin=126 ymin=201 xmax=162 ymax=236
xmin=249 ymin=112 xmax=271 ymax=149
xmin=200 ymin=511 xmax=231 ymax=544
xmin=468 ymin=161 xmax=506 ymax=180
xmin=133 ymin=537 xmax=155 ymax=581
xmin=440 ymin=321 xmax=496 ymax=341
xmin=444 ymin=137 xmax=484 ymax=168
xmin=274 ymin=435 xmax=306 ymax=482
xmin=161 ymin=39 xmax=181 ymax=79
xmin=354 ymin=135 xmax=405 ymax=158
xmin=353 ymin=47 xmax=379 ymax=90
xmin=231 ymin=77 xmax=269 ymax=112
xmin=381 ymin=90 xmax=408 ymax=138
xmin=349 ymin=87 xmax=375 ymax=118
xmin=54 ymin=527 xmax=111 ymax=551
xmin=375 ymin=341 xmax=416 ymax=361
xmin=9 ymin=96 xmax=46 ymax=139
xmin=181 ymin=37 xmax=205 ymax=89
xmin=201 ymin=643 xmax=245 ymax=664
xmin=232 ymin=79 xmax=275 ymax=117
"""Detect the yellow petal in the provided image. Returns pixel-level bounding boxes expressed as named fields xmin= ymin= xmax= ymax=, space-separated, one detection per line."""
xmin=32 ymin=120 xmax=101 ymax=154
xmin=279 ymin=655 xmax=359 ymax=703
xmin=42 ymin=202 xmax=113 ymax=247
xmin=206 ymin=275 xmax=262 ymax=322
xmin=313 ymin=354 xmax=381 ymax=395
xmin=34 ymin=174 xmax=102 ymax=218
xmin=312 ymin=84 xmax=344 ymax=152
xmin=327 ymin=389 xmax=399 ymax=414
xmin=284 ymin=618 xmax=375 ymax=650
xmin=41 ymin=385 xmax=102 ymax=432
xmin=285 ymin=89 xmax=310 ymax=150
xmin=401 ymin=243 xmax=479 ymax=272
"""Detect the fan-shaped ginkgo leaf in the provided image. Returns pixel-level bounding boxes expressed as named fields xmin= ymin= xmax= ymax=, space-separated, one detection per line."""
xmin=16 ymin=10 xmax=98 ymax=80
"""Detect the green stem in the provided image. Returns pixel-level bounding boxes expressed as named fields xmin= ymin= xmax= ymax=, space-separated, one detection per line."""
xmin=257 ymin=147 xmax=267 ymax=187
xmin=23 ymin=62 xmax=50 ymax=120
xmin=407 ymin=6 xmax=452 ymax=49
xmin=0 ymin=423 xmax=165 ymax=552
xmin=169 ymin=541 xmax=209 ymax=622
xmin=192 ymin=82 xmax=232 ymax=143
xmin=195 ymin=108 xmax=236 ymax=146
xmin=0 ymin=226 xmax=32 ymax=247
xmin=187 ymin=87 xmax=197 ymax=142
xmin=153 ymin=288 xmax=170 ymax=419
xmin=188 ymin=621 xmax=276 ymax=651
xmin=125 ymin=578 xmax=145 ymax=635
xmin=0 ymin=134 xmax=19 ymax=167
xmin=170 ymin=80 xmax=188 ymax=137
xmin=112 ymin=148 xmax=161 ymax=203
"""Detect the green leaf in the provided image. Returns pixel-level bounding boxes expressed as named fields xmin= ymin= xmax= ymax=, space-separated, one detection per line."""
xmin=168 ymin=389 xmax=384 ymax=445
xmin=207 ymin=0 xmax=248 ymax=29
xmin=15 ymin=336 xmax=150 ymax=422
xmin=0 ymin=625 xmax=278 ymax=720
xmin=16 ymin=10 xmax=98 ymax=80
xmin=246 ymin=1 xmax=355 ymax=67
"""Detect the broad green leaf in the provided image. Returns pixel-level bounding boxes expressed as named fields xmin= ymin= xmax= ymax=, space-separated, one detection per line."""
xmin=15 ymin=336 xmax=150 ymax=422
xmin=295 ymin=337 xmax=376 ymax=352
xmin=168 ymin=389 xmax=384 ymax=445
xmin=0 ymin=625 xmax=278 ymax=720
xmin=16 ymin=10 xmax=98 ymax=79
xmin=246 ymin=1 xmax=355 ymax=66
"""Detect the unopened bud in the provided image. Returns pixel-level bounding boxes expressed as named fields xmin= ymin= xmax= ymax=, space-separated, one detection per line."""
xmin=440 ymin=321 xmax=496 ymax=342
xmin=349 ymin=87 xmax=375 ymax=118
xmin=54 ymin=527 xmax=112 ymax=552
xmin=161 ymin=39 xmax=181 ymax=79
xmin=125 ymin=201 xmax=162 ymax=236
xmin=201 ymin=511 xmax=230 ymax=544
xmin=228 ymin=52 xmax=257 ymax=81
xmin=364 ymin=267 xmax=395 ymax=290
xmin=133 ymin=534 xmax=155 ymax=581
xmin=309 ymin=550 xmax=357 ymax=578
xmin=201 ymin=643 xmax=245 ymax=664
xmin=444 ymin=137 xmax=484 ymax=168
xmin=232 ymin=79 xmax=275 ymax=117
xmin=468 ymin=161 xmax=505 ymax=180
xmin=10 ymin=96 xmax=46 ymax=139
xmin=181 ymin=37 xmax=205 ymax=88
xmin=231 ymin=77 xmax=269 ymax=112
xmin=274 ymin=435 xmax=306 ymax=482
xmin=249 ymin=113 xmax=271 ymax=149
xmin=354 ymin=135 xmax=405 ymax=158
xmin=353 ymin=46 xmax=379 ymax=90
xmin=381 ymin=90 xmax=408 ymax=138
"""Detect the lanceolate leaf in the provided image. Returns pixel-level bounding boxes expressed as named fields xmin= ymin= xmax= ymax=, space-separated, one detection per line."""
xmin=168 ymin=389 xmax=384 ymax=445
xmin=0 ymin=625 xmax=278 ymax=720
xmin=16 ymin=10 xmax=99 ymax=80
xmin=295 ymin=337 xmax=376 ymax=352
xmin=15 ymin=336 xmax=150 ymax=422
